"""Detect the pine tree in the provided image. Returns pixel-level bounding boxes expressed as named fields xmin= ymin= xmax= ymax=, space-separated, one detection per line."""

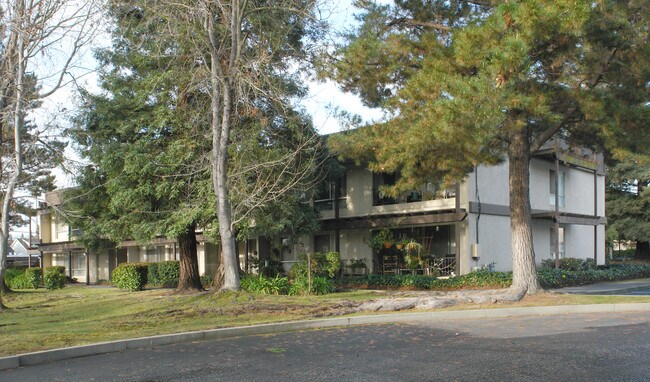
xmin=325 ymin=0 xmax=649 ymax=295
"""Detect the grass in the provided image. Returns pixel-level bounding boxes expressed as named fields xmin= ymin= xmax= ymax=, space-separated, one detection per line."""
xmin=1 ymin=285 xmax=650 ymax=357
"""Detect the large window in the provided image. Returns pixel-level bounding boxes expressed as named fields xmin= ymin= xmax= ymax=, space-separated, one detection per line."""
xmin=549 ymin=170 xmax=565 ymax=207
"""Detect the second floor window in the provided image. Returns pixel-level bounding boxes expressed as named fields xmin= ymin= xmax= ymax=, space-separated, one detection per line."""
xmin=550 ymin=170 xmax=565 ymax=207
xmin=314 ymin=174 xmax=347 ymax=211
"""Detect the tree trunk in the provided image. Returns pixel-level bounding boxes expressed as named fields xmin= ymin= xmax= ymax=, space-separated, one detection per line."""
xmin=508 ymin=127 xmax=542 ymax=295
xmin=176 ymin=225 xmax=203 ymax=293
xmin=635 ymin=241 xmax=650 ymax=259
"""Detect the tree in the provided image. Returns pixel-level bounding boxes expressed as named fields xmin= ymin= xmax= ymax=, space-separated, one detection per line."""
xmin=325 ymin=1 xmax=649 ymax=295
xmin=67 ymin=3 xmax=212 ymax=292
xmin=143 ymin=0 xmax=325 ymax=291
xmin=0 ymin=0 xmax=97 ymax=308
xmin=68 ymin=1 xmax=324 ymax=292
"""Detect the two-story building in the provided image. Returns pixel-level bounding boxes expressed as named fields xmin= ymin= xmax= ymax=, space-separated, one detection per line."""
xmin=288 ymin=136 xmax=606 ymax=275
xmin=37 ymin=137 xmax=605 ymax=283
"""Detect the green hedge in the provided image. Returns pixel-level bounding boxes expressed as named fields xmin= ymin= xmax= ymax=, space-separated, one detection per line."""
xmin=112 ymin=263 xmax=148 ymax=291
xmin=538 ymin=264 xmax=650 ymax=288
xmin=334 ymin=271 xmax=512 ymax=290
xmin=44 ymin=266 xmax=66 ymax=290
xmin=146 ymin=261 xmax=179 ymax=288
xmin=334 ymin=264 xmax=650 ymax=291
xmin=24 ymin=268 xmax=43 ymax=289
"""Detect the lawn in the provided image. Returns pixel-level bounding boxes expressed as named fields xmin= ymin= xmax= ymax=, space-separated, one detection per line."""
xmin=1 ymin=285 xmax=650 ymax=357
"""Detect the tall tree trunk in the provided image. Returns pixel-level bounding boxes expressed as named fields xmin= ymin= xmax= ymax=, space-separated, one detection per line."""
xmin=508 ymin=127 xmax=542 ymax=295
xmin=635 ymin=241 xmax=650 ymax=259
xmin=206 ymin=2 xmax=241 ymax=291
xmin=0 ymin=18 xmax=25 ymax=308
xmin=176 ymin=224 xmax=203 ymax=292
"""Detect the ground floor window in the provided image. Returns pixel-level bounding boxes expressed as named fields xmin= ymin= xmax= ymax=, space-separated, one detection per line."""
xmin=314 ymin=234 xmax=333 ymax=253
xmin=550 ymin=227 xmax=565 ymax=258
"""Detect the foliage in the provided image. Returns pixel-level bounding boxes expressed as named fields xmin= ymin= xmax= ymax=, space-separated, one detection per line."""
xmin=24 ymin=268 xmax=43 ymax=289
xmin=112 ymin=263 xmax=148 ymax=292
xmin=200 ymin=274 xmax=213 ymax=289
xmin=289 ymin=276 xmax=334 ymax=296
xmin=249 ymin=257 xmax=285 ymax=277
xmin=347 ymin=258 xmax=367 ymax=269
xmin=6 ymin=267 xmax=42 ymax=290
xmin=289 ymin=252 xmax=341 ymax=280
xmin=537 ymin=264 xmax=650 ymax=289
xmin=368 ymin=228 xmax=395 ymax=253
xmin=325 ymin=0 xmax=650 ymax=294
xmin=44 ymin=266 xmax=66 ymax=290
xmin=241 ymin=274 xmax=291 ymax=295
xmin=335 ymin=264 xmax=650 ymax=290
xmin=146 ymin=261 xmax=180 ymax=288
xmin=540 ymin=258 xmax=596 ymax=271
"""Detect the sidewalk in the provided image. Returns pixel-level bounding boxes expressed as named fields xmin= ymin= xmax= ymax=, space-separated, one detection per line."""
xmin=553 ymin=278 xmax=650 ymax=295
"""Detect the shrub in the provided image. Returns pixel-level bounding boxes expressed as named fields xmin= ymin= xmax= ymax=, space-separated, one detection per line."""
xmin=250 ymin=257 xmax=285 ymax=277
xmin=156 ymin=261 xmax=180 ymax=287
xmin=147 ymin=262 xmax=160 ymax=285
xmin=24 ymin=267 xmax=43 ymax=289
xmin=538 ymin=264 xmax=650 ymax=288
xmin=44 ymin=266 xmax=66 ymax=290
xmin=289 ymin=276 xmax=334 ymax=296
xmin=200 ymin=274 xmax=213 ymax=289
xmin=112 ymin=263 xmax=148 ymax=291
xmin=241 ymin=274 xmax=290 ymax=295
xmin=334 ymin=271 xmax=512 ymax=290
xmin=290 ymin=252 xmax=341 ymax=280
xmin=540 ymin=257 xmax=596 ymax=271
xmin=4 ymin=268 xmax=24 ymax=288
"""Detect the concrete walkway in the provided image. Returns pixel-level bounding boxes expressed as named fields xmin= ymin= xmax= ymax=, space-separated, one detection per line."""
xmin=553 ymin=278 xmax=650 ymax=295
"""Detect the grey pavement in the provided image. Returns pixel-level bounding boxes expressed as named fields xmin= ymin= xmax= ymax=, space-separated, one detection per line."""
xmin=1 ymin=311 xmax=649 ymax=381
xmin=554 ymin=278 xmax=650 ymax=295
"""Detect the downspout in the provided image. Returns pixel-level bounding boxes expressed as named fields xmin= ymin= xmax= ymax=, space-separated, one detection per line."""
xmin=454 ymin=183 xmax=461 ymax=276
xmin=594 ymin=169 xmax=598 ymax=263
xmin=334 ymin=179 xmax=341 ymax=253
xmin=554 ymin=155 xmax=560 ymax=269
xmin=85 ymin=252 xmax=90 ymax=286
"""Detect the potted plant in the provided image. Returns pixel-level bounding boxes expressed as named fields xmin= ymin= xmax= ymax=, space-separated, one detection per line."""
xmin=403 ymin=240 xmax=423 ymax=273
xmin=369 ymin=228 xmax=395 ymax=253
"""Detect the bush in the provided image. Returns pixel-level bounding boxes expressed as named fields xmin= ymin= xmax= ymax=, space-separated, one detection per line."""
xmin=334 ymin=271 xmax=512 ymax=290
xmin=290 ymin=252 xmax=341 ymax=280
xmin=241 ymin=274 xmax=290 ymax=295
xmin=289 ymin=276 xmax=334 ymax=296
xmin=112 ymin=263 xmax=148 ymax=291
xmin=147 ymin=262 xmax=160 ymax=285
xmin=44 ymin=266 xmax=66 ymax=290
xmin=24 ymin=268 xmax=43 ymax=289
xmin=200 ymin=274 xmax=213 ymax=289
xmin=157 ymin=261 xmax=180 ymax=287
xmin=4 ymin=268 xmax=24 ymax=288
xmin=540 ymin=257 xmax=596 ymax=271
xmin=538 ymin=264 xmax=650 ymax=288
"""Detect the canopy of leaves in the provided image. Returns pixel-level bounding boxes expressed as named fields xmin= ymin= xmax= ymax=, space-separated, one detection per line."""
xmin=326 ymin=0 xmax=649 ymax=195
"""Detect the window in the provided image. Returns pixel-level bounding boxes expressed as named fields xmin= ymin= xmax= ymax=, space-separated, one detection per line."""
xmin=314 ymin=234 xmax=333 ymax=253
xmin=550 ymin=227 xmax=565 ymax=258
xmin=549 ymin=170 xmax=565 ymax=207
xmin=314 ymin=173 xmax=347 ymax=211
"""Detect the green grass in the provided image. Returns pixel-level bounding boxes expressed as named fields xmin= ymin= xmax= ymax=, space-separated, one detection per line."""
xmin=1 ymin=285 xmax=650 ymax=357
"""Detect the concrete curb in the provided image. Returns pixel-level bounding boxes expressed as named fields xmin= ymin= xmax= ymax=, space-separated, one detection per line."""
xmin=3 ymin=302 xmax=650 ymax=371
xmin=554 ymin=284 xmax=650 ymax=295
